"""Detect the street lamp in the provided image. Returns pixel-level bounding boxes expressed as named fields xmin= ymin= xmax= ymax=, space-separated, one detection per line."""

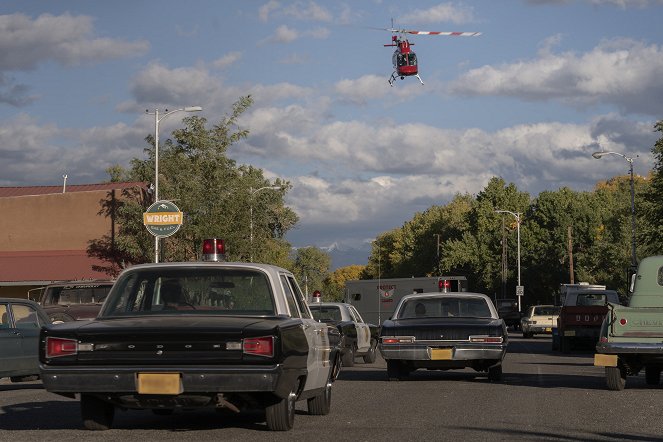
xmin=145 ymin=106 xmax=202 ymax=262
xmin=495 ymin=209 xmax=522 ymax=312
xmin=592 ymin=150 xmax=637 ymax=269
xmin=249 ymin=185 xmax=282 ymax=262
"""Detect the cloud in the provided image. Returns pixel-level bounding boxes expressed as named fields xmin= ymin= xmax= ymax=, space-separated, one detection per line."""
xmin=0 ymin=12 xmax=149 ymax=107
xmin=281 ymin=1 xmax=333 ymax=22
xmin=0 ymin=114 xmax=145 ymax=186
xmin=212 ymin=52 xmax=242 ymax=69
xmin=398 ymin=3 xmax=478 ymax=25
xmin=450 ymin=38 xmax=663 ymax=116
xmin=0 ymin=13 xmax=149 ymax=71
xmin=262 ymin=25 xmax=299 ymax=44
xmin=259 ymin=0 xmax=280 ymax=22
xmin=334 ymin=75 xmax=425 ymax=104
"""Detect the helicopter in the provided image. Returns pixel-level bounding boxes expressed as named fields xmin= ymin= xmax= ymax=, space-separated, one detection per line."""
xmin=383 ymin=27 xmax=481 ymax=86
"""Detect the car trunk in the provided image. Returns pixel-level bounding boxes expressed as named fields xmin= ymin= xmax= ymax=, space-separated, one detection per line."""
xmin=43 ymin=316 xmax=284 ymax=365
xmin=382 ymin=317 xmax=503 ymax=341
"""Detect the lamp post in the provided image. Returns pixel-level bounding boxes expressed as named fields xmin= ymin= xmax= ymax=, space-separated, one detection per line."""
xmin=495 ymin=209 xmax=522 ymax=312
xmin=249 ymin=185 xmax=282 ymax=262
xmin=146 ymin=106 xmax=202 ymax=262
xmin=592 ymin=150 xmax=637 ymax=269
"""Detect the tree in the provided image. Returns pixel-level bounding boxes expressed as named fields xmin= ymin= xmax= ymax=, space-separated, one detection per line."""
xmin=88 ymin=96 xmax=298 ymax=274
xmin=641 ymin=120 xmax=663 ymax=256
xmin=323 ymin=265 xmax=365 ymax=301
xmin=292 ymin=247 xmax=332 ymax=299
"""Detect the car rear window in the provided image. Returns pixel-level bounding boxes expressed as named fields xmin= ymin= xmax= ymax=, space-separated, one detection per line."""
xmin=43 ymin=284 xmax=112 ymax=306
xmin=101 ymin=268 xmax=275 ymax=317
xmin=533 ymin=306 xmax=560 ymax=316
xmin=398 ymin=297 xmax=491 ymax=319
xmin=310 ymin=306 xmax=342 ymax=322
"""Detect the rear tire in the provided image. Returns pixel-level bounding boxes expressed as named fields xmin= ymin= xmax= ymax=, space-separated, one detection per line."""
xmin=81 ymin=394 xmax=115 ymax=431
xmin=307 ymin=382 xmax=332 ymax=415
xmin=488 ymin=364 xmax=503 ymax=382
xmin=363 ymin=340 xmax=377 ymax=364
xmin=645 ymin=366 xmax=661 ymax=385
xmin=342 ymin=345 xmax=355 ymax=367
xmin=560 ymin=336 xmax=571 ymax=354
xmin=605 ymin=366 xmax=626 ymax=391
xmin=387 ymin=360 xmax=407 ymax=381
xmin=265 ymin=392 xmax=296 ymax=431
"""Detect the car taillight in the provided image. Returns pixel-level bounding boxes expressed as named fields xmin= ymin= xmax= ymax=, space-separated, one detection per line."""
xmin=46 ymin=337 xmax=78 ymax=358
xmin=381 ymin=336 xmax=415 ymax=344
xmin=469 ymin=336 xmax=503 ymax=343
xmin=243 ymin=336 xmax=274 ymax=357
xmin=619 ymin=318 xmax=627 ymax=326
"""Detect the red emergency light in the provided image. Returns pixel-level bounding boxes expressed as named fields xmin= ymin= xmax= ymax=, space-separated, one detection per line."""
xmin=202 ymin=238 xmax=226 ymax=262
xmin=438 ymin=279 xmax=450 ymax=293
xmin=312 ymin=290 xmax=322 ymax=302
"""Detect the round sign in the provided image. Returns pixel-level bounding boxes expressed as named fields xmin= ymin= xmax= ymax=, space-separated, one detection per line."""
xmin=143 ymin=200 xmax=184 ymax=238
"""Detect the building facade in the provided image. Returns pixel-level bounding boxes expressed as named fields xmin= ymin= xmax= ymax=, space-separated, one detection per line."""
xmin=0 ymin=182 xmax=146 ymax=299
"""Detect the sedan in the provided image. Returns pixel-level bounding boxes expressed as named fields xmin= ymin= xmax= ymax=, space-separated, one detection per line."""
xmin=1 ymin=297 xmax=51 ymax=382
xmin=521 ymin=305 xmax=560 ymax=338
xmin=379 ymin=292 xmax=508 ymax=381
xmin=309 ymin=301 xmax=380 ymax=366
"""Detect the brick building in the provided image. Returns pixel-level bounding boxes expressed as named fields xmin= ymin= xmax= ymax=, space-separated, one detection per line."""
xmin=0 ymin=182 xmax=146 ymax=299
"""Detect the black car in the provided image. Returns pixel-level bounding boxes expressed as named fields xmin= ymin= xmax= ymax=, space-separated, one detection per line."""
xmin=309 ymin=302 xmax=380 ymax=366
xmin=379 ymin=292 xmax=508 ymax=381
xmin=40 ymin=262 xmax=341 ymax=431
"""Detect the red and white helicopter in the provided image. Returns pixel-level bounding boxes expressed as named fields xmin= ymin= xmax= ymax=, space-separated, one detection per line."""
xmin=383 ymin=27 xmax=481 ymax=86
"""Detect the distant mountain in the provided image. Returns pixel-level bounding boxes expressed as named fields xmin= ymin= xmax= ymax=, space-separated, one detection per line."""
xmin=321 ymin=242 xmax=370 ymax=270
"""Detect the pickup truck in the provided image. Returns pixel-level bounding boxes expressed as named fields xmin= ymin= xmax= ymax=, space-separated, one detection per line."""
xmin=594 ymin=255 xmax=663 ymax=390
xmin=38 ymin=280 xmax=114 ymax=323
xmin=40 ymin=259 xmax=342 ymax=431
xmin=557 ymin=286 xmax=619 ymax=353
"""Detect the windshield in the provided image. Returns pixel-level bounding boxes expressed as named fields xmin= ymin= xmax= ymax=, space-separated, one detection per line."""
xmin=397 ymin=296 xmax=492 ymax=319
xmin=101 ymin=267 xmax=275 ymax=317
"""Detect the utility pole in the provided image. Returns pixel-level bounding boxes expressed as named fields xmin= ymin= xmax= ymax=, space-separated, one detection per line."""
xmin=502 ymin=217 xmax=507 ymax=299
xmin=567 ymin=226 xmax=574 ymax=284
xmin=433 ymin=233 xmax=442 ymax=275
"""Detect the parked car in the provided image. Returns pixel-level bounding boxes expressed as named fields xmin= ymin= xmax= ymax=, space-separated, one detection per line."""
xmin=379 ymin=292 xmax=508 ymax=381
xmin=496 ymin=298 xmax=522 ymax=330
xmin=38 ymin=280 xmax=114 ymax=323
xmin=39 ymin=259 xmax=342 ymax=431
xmin=1 ymin=297 xmax=50 ymax=382
xmin=309 ymin=301 xmax=380 ymax=366
xmin=521 ymin=305 xmax=561 ymax=338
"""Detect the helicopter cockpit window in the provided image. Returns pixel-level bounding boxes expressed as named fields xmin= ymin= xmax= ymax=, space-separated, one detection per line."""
xmin=408 ymin=53 xmax=417 ymax=66
xmin=397 ymin=53 xmax=406 ymax=66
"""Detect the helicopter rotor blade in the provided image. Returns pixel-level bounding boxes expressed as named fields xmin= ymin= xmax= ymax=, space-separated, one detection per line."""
xmin=392 ymin=29 xmax=481 ymax=36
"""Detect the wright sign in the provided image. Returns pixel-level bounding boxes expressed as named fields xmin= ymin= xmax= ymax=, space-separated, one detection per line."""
xmin=143 ymin=200 xmax=183 ymax=237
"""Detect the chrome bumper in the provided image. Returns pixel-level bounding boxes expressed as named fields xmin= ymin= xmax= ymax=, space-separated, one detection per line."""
xmin=379 ymin=343 xmax=506 ymax=361
xmin=40 ymin=364 xmax=286 ymax=394
xmin=596 ymin=341 xmax=663 ymax=355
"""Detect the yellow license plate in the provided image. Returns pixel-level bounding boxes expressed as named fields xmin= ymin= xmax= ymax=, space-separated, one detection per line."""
xmin=564 ymin=330 xmax=576 ymax=337
xmin=430 ymin=348 xmax=453 ymax=360
xmin=137 ymin=373 xmax=182 ymax=395
xmin=545 ymin=327 xmax=552 ymax=332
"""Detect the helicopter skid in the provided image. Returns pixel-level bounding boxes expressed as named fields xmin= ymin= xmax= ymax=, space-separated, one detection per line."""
xmin=388 ymin=71 xmax=424 ymax=86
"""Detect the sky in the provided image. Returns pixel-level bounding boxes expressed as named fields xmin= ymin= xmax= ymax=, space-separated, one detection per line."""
xmin=1 ymin=0 xmax=662 ymax=267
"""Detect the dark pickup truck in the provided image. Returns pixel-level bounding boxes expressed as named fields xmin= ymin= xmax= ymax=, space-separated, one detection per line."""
xmin=557 ymin=287 xmax=619 ymax=353
xmin=38 ymin=280 xmax=114 ymax=323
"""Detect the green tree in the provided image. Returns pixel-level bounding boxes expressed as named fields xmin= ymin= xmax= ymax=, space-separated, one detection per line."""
xmin=641 ymin=120 xmax=663 ymax=256
xmin=292 ymin=247 xmax=332 ymax=299
xmin=88 ymin=96 xmax=298 ymax=274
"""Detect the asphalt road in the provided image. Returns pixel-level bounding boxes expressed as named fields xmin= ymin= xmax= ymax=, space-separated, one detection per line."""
xmin=1 ymin=334 xmax=662 ymax=441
